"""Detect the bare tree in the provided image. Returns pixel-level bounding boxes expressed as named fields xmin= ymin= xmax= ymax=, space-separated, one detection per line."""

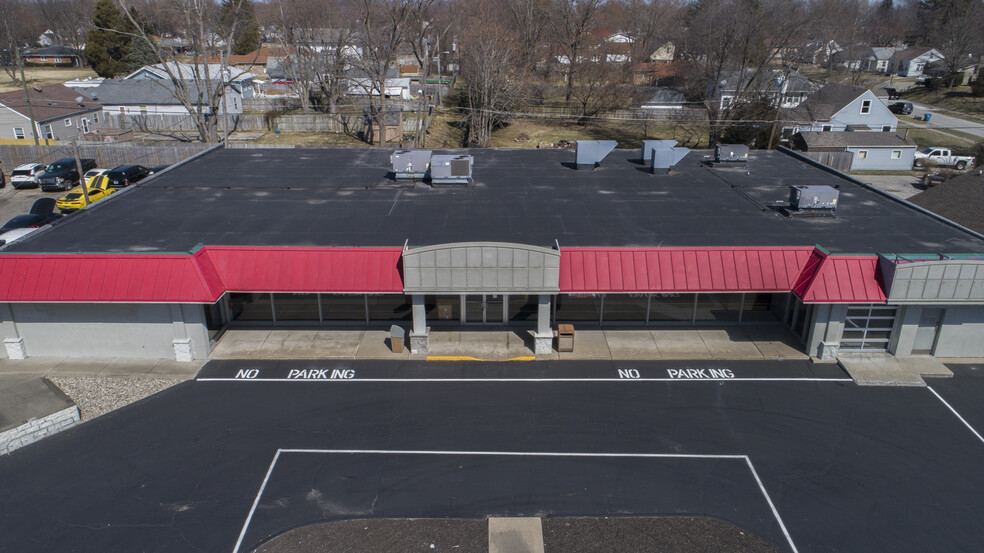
xmin=35 ymin=0 xmax=96 ymax=52
xmin=505 ymin=0 xmax=550 ymax=72
xmin=548 ymin=0 xmax=603 ymax=103
xmin=924 ymin=0 xmax=984 ymax=88
xmin=117 ymin=0 xmax=248 ymax=142
xmin=458 ymin=0 xmax=525 ymax=146
xmin=0 ymin=0 xmax=42 ymax=84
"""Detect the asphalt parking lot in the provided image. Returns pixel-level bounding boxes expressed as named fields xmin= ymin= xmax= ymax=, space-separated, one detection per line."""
xmin=0 ymin=184 xmax=52 ymax=224
xmin=1 ymin=359 xmax=983 ymax=553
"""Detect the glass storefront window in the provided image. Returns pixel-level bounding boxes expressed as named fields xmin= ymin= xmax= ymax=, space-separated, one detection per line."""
xmin=694 ymin=294 xmax=742 ymax=322
xmin=508 ymin=295 xmax=538 ymax=323
xmin=228 ymin=293 xmax=273 ymax=322
xmin=741 ymin=293 xmax=781 ymax=323
xmin=273 ymin=293 xmax=321 ymax=322
xmin=648 ymin=294 xmax=695 ymax=322
xmin=367 ymin=295 xmax=412 ymax=322
xmin=602 ymin=294 xmax=647 ymax=323
xmin=320 ymin=294 xmax=367 ymax=321
xmin=426 ymin=295 xmax=460 ymax=325
xmin=204 ymin=301 xmax=226 ymax=339
xmin=555 ymin=294 xmax=602 ymax=323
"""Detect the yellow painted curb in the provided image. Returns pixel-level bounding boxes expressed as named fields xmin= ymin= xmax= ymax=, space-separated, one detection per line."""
xmin=426 ymin=356 xmax=536 ymax=362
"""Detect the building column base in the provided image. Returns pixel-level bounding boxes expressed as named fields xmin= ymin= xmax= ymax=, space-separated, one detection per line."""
xmin=4 ymin=338 xmax=26 ymax=360
xmin=410 ymin=328 xmax=430 ymax=355
xmin=818 ymin=341 xmax=840 ymax=361
xmin=172 ymin=338 xmax=194 ymax=362
xmin=534 ymin=332 xmax=554 ymax=355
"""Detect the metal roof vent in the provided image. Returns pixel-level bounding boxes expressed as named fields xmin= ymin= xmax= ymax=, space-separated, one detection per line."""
xmin=430 ymin=154 xmax=473 ymax=185
xmin=714 ymin=144 xmax=749 ymax=163
xmin=575 ymin=140 xmax=617 ymax=169
xmin=391 ymin=149 xmax=432 ymax=179
xmin=648 ymin=140 xmax=690 ymax=174
xmin=641 ymin=139 xmax=678 ymax=161
xmin=787 ymin=185 xmax=839 ymax=216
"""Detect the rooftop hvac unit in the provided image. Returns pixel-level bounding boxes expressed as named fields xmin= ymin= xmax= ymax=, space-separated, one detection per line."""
xmin=430 ymin=154 xmax=473 ymax=184
xmin=650 ymin=144 xmax=690 ymax=174
xmin=391 ymin=149 xmax=432 ymax=179
xmin=715 ymin=144 xmax=749 ymax=163
xmin=641 ymin=140 xmax=678 ymax=161
xmin=575 ymin=140 xmax=618 ymax=169
xmin=789 ymin=185 xmax=839 ymax=211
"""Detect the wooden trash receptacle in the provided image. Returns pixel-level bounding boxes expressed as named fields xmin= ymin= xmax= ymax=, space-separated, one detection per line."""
xmin=557 ymin=324 xmax=575 ymax=352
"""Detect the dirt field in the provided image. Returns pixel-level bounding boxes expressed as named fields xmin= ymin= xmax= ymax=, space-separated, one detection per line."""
xmin=0 ymin=67 xmax=99 ymax=93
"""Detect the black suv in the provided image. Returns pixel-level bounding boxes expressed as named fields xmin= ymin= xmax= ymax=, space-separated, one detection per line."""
xmin=104 ymin=165 xmax=150 ymax=188
xmin=38 ymin=158 xmax=97 ymax=192
xmin=889 ymin=101 xmax=913 ymax=115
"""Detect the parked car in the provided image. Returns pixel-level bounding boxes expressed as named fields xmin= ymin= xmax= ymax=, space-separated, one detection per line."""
xmin=9 ymin=163 xmax=47 ymax=189
xmin=0 ymin=198 xmax=62 ymax=232
xmin=913 ymin=148 xmax=976 ymax=170
xmin=84 ymin=168 xmax=108 ymax=181
xmin=56 ymin=175 xmax=117 ymax=213
xmin=0 ymin=227 xmax=41 ymax=247
xmin=884 ymin=87 xmax=901 ymax=100
xmin=104 ymin=165 xmax=150 ymax=188
xmin=888 ymin=101 xmax=913 ymax=115
xmin=37 ymin=158 xmax=97 ymax=192
xmin=148 ymin=165 xmax=170 ymax=175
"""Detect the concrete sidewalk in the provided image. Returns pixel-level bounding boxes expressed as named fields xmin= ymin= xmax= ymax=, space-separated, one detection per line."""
xmin=209 ymin=325 xmax=809 ymax=361
xmin=0 ymin=357 xmax=205 ymax=379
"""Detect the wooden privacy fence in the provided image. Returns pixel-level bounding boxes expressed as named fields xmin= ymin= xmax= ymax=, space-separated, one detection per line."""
xmin=800 ymin=151 xmax=853 ymax=172
xmin=0 ymin=143 xmax=213 ymax=172
xmin=103 ymin=112 xmax=418 ymax=134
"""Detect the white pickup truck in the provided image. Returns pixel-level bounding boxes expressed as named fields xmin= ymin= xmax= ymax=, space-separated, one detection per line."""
xmin=913 ymin=147 xmax=976 ymax=170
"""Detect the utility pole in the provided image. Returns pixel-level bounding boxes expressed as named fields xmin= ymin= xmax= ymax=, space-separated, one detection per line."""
xmin=435 ymin=33 xmax=441 ymax=106
xmin=15 ymin=45 xmax=40 ymax=147
xmin=71 ymin=135 xmax=91 ymax=207
xmin=767 ymin=70 xmax=791 ymax=150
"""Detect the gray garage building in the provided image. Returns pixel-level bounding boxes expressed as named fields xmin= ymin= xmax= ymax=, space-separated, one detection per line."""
xmin=0 ymin=146 xmax=982 ymax=361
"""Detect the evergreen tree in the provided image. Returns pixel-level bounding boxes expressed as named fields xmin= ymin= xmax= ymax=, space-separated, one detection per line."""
xmin=85 ymin=0 xmax=151 ymax=78
xmin=221 ymin=0 xmax=261 ymax=56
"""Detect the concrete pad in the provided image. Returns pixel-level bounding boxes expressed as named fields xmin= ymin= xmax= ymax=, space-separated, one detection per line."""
xmin=148 ymin=360 xmax=206 ymax=378
xmin=741 ymin=325 xmax=809 ymax=360
xmin=0 ymin=357 xmax=66 ymax=376
xmin=698 ymin=329 xmax=764 ymax=360
xmin=0 ymin=377 xmax=75 ymax=432
xmin=838 ymin=354 xmax=926 ymax=386
xmin=312 ymin=330 xmax=364 ymax=358
xmin=48 ymin=358 xmax=112 ymax=377
xmin=897 ymin=356 xmax=953 ymax=378
xmin=651 ymin=330 xmax=712 ymax=359
xmin=604 ymin=330 xmax=661 ymax=360
xmin=425 ymin=330 xmax=463 ymax=357
xmin=459 ymin=331 xmax=512 ymax=359
xmin=559 ymin=330 xmax=611 ymax=360
xmin=506 ymin=330 xmax=536 ymax=358
xmin=356 ymin=329 xmax=410 ymax=358
xmin=100 ymin=358 xmax=158 ymax=377
xmin=489 ymin=517 xmax=544 ymax=553
xmin=217 ymin=329 xmax=271 ymax=344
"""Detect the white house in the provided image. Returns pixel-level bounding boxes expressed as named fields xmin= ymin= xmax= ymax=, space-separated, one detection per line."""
xmin=84 ymin=79 xmax=244 ymax=117
xmin=784 ymin=83 xmax=899 ymax=135
xmin=125 ymin=63 xmax=256 ymax=98
xmin=891 ymin=47 xmax=944 ymax=78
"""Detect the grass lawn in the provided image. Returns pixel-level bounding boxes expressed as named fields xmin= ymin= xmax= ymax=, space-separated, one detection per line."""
xmin=902 ymin=85 xmax=984 ymax=121
xmin=0 ymin=67 xmax=98 ymax=93
xmin=901 ymin=127 xmax=978 ymax=155
xmin=490 ymin=117 xmax=709 ymax=149
xmin=252 ymin=131 xmax=367 ymax=146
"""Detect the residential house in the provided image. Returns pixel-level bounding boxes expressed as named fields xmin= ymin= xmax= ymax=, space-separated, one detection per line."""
xmin=0 ymin=84 xmax=106 ymax=142
xmin=205 ymin=47 xmax=290 ymax=76
xmin=909 ymin=170 xmax=984 ymax=234
xmin=794 ymin=39 xmax=843 ymax=66
xmin=648 ymin=41 xmax=675 ymax=63
xmin=22 ymin=46 xmax=82 ymax=67
xmin=640 ymin=87 xmax=688 ymax=110
xmin=709 ymin=70 xmax=819 ymax=111
xmin=124 ymin=63 xmax=256 ymax=98
xmin=862 ymin=47 xmax=897 ymax=73
xmin=82 ymin=79 xmax=244 ymax=117
xmin=37 ymin=30 xmax=57 ymax=47
xmin=891 ymin=47 xmax=944 ymax=78
xmin=924 ymin=58 xmax=981 ymax=85
xmin=784 ymin=83 xmax=898 ymax=134
xmin=792 ymin=131 xmax=916 ymax=171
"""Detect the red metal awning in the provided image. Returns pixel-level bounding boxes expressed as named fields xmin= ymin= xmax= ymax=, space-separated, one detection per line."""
xmin=559 ymin=247 xmax=817 ymax=293
xmin=792 ymin=253 xmax=886 ymax=303
xmin=0 ymin=246 xmax=405 ymax=303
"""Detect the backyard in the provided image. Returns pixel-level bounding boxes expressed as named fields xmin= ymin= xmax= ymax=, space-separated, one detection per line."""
xmin=0 ymin=67 xmax=98 ymax=93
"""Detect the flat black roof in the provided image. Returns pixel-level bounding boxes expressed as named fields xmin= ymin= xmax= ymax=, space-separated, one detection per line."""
xmin=8 ymin=147 xmax=984 ymax=254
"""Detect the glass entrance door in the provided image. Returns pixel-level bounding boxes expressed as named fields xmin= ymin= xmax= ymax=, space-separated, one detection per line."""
xmin=464 ymin=294 xmax=505 ymax=324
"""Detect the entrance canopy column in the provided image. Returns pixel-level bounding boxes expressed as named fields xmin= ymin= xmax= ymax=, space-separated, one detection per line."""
xmin=534 ymin=294 xmax=553 ymax=354
xmin=410 ymin=294 xmax=429 ymax=354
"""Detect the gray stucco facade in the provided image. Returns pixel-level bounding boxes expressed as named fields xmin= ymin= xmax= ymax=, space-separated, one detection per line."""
xmin=0 ymin=303 xmax=210 ymax=361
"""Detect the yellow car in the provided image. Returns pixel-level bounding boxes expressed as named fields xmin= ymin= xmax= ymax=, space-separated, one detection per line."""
xmin=56 ymin=175 xmax=116 ymax=213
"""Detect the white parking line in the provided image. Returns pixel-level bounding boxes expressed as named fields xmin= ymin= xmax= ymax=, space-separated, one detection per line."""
xmin=231 ymin=448 xmax=799 ymax=553
xmin=928 ymin=387 xmax=984 ymax=445
xmin=200 ymin=377 xmax=852 ymax=383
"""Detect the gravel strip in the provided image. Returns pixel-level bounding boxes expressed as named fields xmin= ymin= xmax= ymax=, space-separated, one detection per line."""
xmin=48 ymin=376 xmax=185 ymax=421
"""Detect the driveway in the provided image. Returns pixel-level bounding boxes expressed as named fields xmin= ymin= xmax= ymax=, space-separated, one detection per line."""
xmin=907 ymin=102 xmax=984 ymax=140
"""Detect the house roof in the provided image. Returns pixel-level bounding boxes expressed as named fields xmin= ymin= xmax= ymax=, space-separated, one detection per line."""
xmin=641 ymin=87 xmax=686 ymax=106
xmin=0 ymin=83 xmax=100 ymax=123
xmin=908 ymin=171 xmax=984 ymax=234
xmin=24 ymin=45 xmax=80 ymax=57
xmin=83 ymin=79 xmax=226 ymax=106
xmin=894 ymin=47 xmax=942 ymax=62
xmin=125 ymin=62 xmax=252 ymax=83
xmin=795 ymin=131 xmax=914 ymax=148
xmin=868 ymin=47 xmax=896 ymax=61
xmin=719 ymin=70 xmax=818 ymax=95
xmin=205 ymin=47 xmax=289 ymax=66
xmin=785 ymin=83 xmax=867 ymax=122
